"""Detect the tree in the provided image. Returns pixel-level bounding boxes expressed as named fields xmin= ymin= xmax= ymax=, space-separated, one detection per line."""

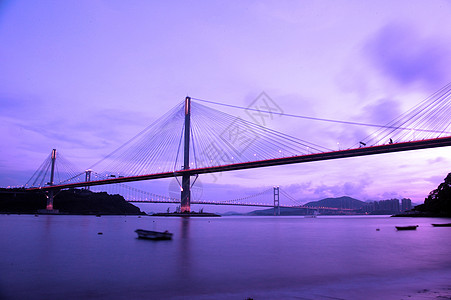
xmin=416 ymin=173 xmax=451 ymax=216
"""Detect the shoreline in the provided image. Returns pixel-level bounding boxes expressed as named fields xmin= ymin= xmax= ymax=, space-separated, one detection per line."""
xmin=392 ymin=212 xmax=451 ymax=218
xmin=0 ymin=212 xmax=146 ymax=216
xmin=151 ymin=212 xmax=221 ymax=217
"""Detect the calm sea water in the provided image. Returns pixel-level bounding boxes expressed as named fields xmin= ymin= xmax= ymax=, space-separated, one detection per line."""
xmin=0 ymin=215 xmax=450 ymax=300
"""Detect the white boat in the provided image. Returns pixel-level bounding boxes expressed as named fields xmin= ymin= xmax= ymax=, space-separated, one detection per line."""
xmin=135 ymin=229 xmax=173 ymax=240
xmin=305 ymin=210 xmax=319 ymax=218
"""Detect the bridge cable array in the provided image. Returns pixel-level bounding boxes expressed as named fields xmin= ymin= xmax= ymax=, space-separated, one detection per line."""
xmin=25 ymin=151 xmax=84 ymax=188
xmin=357 ymin=82 xmax=451 ymax=147
xmin=84 ymin=100 xmax=332 ymax=179
xmin=193 ymin=91 xmax=451 ymax=138
xmin=279 ymin=188 xmax=304 ymax=206
xmin=24 ymin=82 xmax=451 ymax=193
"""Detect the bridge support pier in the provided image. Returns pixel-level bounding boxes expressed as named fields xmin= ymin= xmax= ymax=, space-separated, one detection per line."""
xmin=46 ymin=190 xmax=54 ymax=210
xmin=181 ymin=96 xmax=191 ymax=213
xmin=181 ymin=175 xmax=190 ymax=212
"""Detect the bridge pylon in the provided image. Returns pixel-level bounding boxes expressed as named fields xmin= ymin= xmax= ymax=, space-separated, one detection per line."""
xmin=181 ymin=96 xmax=191 ymax=212
xmin=274 ymin=186 xmax=280 ymax=216
xmin=85 ymin=169 xmax=92 ymax=190
xmin=45 ymin=149 xmax=57 ymax=210
xmin=36 ymin=149 xmax=60 ymax=214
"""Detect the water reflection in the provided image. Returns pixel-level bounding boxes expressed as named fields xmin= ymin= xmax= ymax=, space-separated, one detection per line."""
xmin=176 ymin=217 xmax=192 ymax=284
xmin=1 ymin=215 xmax=450 ymax=299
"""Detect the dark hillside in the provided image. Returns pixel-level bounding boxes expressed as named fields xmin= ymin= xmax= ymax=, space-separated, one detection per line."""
xmin=304 ymin=196 xmax=365 ymax=209
xmin=0 ymin=188 xmax=144 ymax=215
xmin=414 ymin=173 xmax=451 ymax=217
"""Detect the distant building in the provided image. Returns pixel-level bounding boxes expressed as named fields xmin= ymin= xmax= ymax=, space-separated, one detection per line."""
xmin=375 ymin=199 xmax=400 ymax=213
xmin=401 ymin=198 xmax=412 ymax=212
xmin=362 ymin=198 xmax=402 ymax=214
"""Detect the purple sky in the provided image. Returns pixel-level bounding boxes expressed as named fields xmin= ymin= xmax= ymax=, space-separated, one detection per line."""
xmin=1 ymin=1 xmax=451 ymax=212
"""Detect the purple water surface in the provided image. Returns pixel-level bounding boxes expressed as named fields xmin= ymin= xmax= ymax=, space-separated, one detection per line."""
xmin=1 ymin=215 xmax=450 ymax=299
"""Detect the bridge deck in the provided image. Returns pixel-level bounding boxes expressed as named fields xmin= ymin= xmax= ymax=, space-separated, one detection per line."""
xmin=27 ymin=136 xmax=451 ymax=191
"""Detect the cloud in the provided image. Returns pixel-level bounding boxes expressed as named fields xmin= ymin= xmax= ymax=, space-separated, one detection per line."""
xmin=379 ymin=191 xmax=405 ymax=200
xmin=275 ymin=177 xmax=374 ymax=203
xmin=425 ymin=173 xmax=447 ymax=185
xmin=365 ymin=22 xmax=451 ymax=87
xmin=312 ymin=177 xmax=373 ymax=200
xmin=0 ymin=94 xmax=46 ymax=117
xmin=0 ymin=97 xmax=158 ymax=181
xmin=361 ymin=98 xmax=402 ymax=125
xmin=427 ymin=156 xmax=447 ymax=164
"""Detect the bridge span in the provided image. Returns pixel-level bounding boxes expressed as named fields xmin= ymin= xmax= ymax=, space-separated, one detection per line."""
xmin=128 ymin=199 xmax=356 ymax=211
xmin=23 ymin=84 xmax=451 ymax=213
xmin=28 ymin=135 xmax=451 ymax=191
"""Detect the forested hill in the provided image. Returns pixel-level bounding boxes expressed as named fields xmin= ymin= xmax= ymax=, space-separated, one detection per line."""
xmin=247 ymin=196 xmax=366 ymax=216
xmin=304 ymin=196 xmax=365 ymax=209
xmin=414 ymin=173 xmax=451 ymax=217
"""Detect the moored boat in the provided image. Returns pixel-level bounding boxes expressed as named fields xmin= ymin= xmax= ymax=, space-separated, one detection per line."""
xmin=431 ymin=223 xmax=451 ymax=227
xmin=135 ymin=229 xmax=173 ymax=240
xmin=395 ymin=225 xmax=418 ymax=231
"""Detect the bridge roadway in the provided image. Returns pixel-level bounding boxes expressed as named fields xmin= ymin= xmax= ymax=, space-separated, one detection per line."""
xmin=127 ymin=199 xmax=356 ymax=210
xmin=28 ymin=136 xmax=451 ymax=191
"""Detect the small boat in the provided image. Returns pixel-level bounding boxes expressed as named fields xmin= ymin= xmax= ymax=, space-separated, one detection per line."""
xmin=431 ymin=223 xmax=451 ymax=227
xmin=135 ymin=229 xmax=173 ymax=240
xmin=395 ymin=225 xmax=418 ymax=231
xmin=305 ymin=210 xmax=319 ymax=218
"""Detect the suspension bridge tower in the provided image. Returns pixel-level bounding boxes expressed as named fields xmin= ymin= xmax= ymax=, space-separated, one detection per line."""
xmin=181 ymin=96 xmax=191 ymax=212
xmin=274 ymin=186 xmax=280 ymax=216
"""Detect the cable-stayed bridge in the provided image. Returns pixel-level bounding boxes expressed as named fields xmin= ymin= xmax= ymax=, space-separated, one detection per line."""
xmin=24 ymin=83 xmax=451 ymax=212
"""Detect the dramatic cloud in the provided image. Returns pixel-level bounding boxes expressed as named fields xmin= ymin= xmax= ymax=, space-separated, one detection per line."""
xmin=312 ymin=178 xmax=372 ymax=200
xmin=365 ymin=22 xmax=451 ymax=87
xmin=1 ymin=2 xmax=451 ymax=207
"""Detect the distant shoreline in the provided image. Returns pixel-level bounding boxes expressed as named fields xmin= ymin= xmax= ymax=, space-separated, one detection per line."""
xmin=392 ymin=212 xmax=451 ymax=218
xmin=0 ymin=212 xmax=146 ymax=216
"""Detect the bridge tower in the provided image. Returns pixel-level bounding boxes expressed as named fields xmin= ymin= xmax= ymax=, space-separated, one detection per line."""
xmin=273 ymin=186 xmax=280 ymax=216
xmin=181 ymin=96 xmax=191 ymax=212
xmin=85 ymin=169 xmax=92 ymax=190
xmin=46 ymin=149 xmax=57 ymax=210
